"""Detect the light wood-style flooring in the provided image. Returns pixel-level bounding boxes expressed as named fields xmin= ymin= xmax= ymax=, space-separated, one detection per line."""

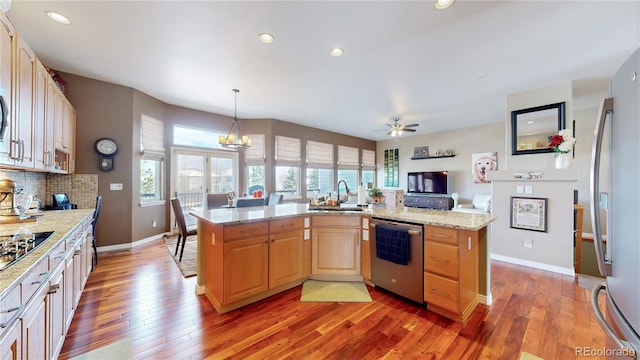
xmin=59 ymin=239 xmax=607 ymax=359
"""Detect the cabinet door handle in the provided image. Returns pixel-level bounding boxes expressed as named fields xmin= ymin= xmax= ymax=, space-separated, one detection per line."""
xmin=429 ymin=288 xmax=450 ymax=298
xmin=74 ymin=249 xmax=81 ymax=256
xmin=0 ymin=305 xmax=24 ymax=328
xmin=429 ymin=256 xmax=450 ymax=264
xmin=20 ymin=140 xmax=24 ymax=161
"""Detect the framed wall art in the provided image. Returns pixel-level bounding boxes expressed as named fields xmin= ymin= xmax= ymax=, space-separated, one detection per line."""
xmin=510 ymin=197 xmax=547 ymax=232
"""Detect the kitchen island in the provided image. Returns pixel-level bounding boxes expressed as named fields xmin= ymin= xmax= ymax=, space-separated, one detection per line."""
xmin=190 ymin=203 xmax=495 ymax=321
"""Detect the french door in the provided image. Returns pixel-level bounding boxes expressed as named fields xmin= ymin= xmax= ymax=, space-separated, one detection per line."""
xmin=170 ymin=147 xmax=238 ymax=225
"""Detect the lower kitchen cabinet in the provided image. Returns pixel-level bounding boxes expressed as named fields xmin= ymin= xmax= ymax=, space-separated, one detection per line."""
xmin=206 ymin=218 xmax=308 ymax=312
xmin=423 ymin=225 xmax=479 ymax=323
xmin=223 ymin=235 xmax=269 ymax=304
xmin=0 ymin=211 xmax=93 ymax=360
xmin=269 ymin=218 xmax=304 ymax=289
xmin=21 ymin=283 xmax=48 ymax=360
xmin=311 ymin=216 xmax=360 ymax=278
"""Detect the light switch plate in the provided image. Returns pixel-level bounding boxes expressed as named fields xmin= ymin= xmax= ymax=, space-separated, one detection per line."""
xmin=516 ymin=185 xmax=524 ymax=194
xmin=525 ymin=185 xmax=533 ymax=194
xmin=110 ymin=183 xmax=123 ymax=190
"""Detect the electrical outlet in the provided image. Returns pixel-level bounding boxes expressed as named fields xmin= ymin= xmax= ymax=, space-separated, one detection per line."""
xmin=524 ymin=238 xmax=533 ymax=248
xmin=110 ymin=183 xmax=123 ymax=191
xmin=152 ymin=219 xmax=157 ymax=227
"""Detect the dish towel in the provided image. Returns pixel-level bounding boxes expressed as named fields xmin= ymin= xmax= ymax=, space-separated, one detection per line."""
xmin=375 ymin=224 xmax=410 ymax=265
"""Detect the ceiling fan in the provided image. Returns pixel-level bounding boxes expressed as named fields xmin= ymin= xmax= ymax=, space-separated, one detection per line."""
xmin=386 ymin=117 xmax=418 ymax=137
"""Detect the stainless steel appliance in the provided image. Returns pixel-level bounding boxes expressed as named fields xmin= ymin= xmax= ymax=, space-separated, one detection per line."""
xmin=0 ymin=231 xmax=54 ymax=271
xmin=370 ymin=218 xmax=423 ymax=303
xmin=590 ymin=47 xmax=640 ymax=356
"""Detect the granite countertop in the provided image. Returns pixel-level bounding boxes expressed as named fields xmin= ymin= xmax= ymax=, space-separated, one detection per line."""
xmin=190 ymin=203 xmax=495 ymax=231
xmin=0 ymin=209 xmax=94 ymax=298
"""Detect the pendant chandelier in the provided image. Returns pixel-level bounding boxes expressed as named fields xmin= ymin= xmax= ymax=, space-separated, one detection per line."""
xmin=218 ymin=89 xmax=251 ymax=149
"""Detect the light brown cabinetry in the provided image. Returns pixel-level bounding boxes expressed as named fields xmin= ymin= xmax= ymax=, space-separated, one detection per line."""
xmin=205 ymin=217 xmax=308 ymax=313
xmin=0 ymin=12 xmax=75 ymax=173
xmin=423 ymin=225 xmax=479 ymax=323
xmin=0 ymin=318 xmax=20 ymax=360
xmin=9 ymin=34 xmax=35 ymax=168
xmin=0 ymin=213 xmax=93 ymax=360
xmin=222 ymin=223 xmax=269 ymax=304
xmin=311 ymin=216 xmax=360 ymax=278
xmin=0 ymin=14 xmax=15 ymax=166
xmin=360 ymin=216 xmax=372 ymax=282
xmin=269 ymin=217 xmax=304 ymax=288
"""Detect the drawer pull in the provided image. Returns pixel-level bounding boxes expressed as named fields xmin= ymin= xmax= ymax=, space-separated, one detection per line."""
xmin=429 ymin=256 xmax=450 ymax=264
xmin=74 ymin=250 xmax=81 ymax=256
xmin=0 ymin=305 xmax=24 ymax=328
xmin=48 ymin=284 xmax=60 ymax=294
xmin=31 ymin=271 xmax=50 ymax=284
xmin=429 ymin=288 xmax=450 ymax=298
xmin=431 ymin=233 xmax=451 ymax=238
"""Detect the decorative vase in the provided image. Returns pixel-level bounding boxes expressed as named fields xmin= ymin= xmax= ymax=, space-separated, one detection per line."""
xmin=555 ymin=153 xmax=572 ymax=169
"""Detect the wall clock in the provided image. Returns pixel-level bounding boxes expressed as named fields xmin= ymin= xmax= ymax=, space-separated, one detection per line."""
xmin=94 ymin=137 xmax=118 ymax=171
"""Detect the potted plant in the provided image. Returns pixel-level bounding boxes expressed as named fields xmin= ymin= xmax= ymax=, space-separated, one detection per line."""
xmin=368 ymin=187 xmax=385 ymax=203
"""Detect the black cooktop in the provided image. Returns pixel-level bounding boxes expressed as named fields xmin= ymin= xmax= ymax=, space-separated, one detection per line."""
xmin=0 ymin=231 xmax=55 ymax=272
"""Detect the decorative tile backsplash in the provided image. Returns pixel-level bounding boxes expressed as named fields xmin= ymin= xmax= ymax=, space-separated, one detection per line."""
xmin=0 ymin=171 xmax=98 ymax=210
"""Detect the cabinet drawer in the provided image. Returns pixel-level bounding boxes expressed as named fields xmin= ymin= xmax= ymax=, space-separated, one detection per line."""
xmin=313 ymin=215 xmax=359 ymax=228
xmin=48 ymin=240 xmax=66 ymax=270
xmin=0 ymin=285 xmax=21 ymax=329
xmin=424 ymin=272 xmax=459 ymax=313
xmin=224 ymin=222 xmax=268 ymax=241
xmin=270 ymin=217 xmax=303 ymax=233
xmin=21 ymin=259 xmax=49 ymax=303
xmin=424 ymin=226 xmax=458 ymax=246
xmin=424 ymin=241 xmax=459 ymax=279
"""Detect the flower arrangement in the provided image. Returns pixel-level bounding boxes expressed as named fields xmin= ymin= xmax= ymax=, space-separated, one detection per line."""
xmin=228 ymin=191 xmax=236 ymax=201
xmin=548 ymin=129 xmax=576 ymax=155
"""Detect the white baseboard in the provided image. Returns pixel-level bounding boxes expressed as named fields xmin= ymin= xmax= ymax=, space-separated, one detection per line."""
xmin=96 ymin=232 xmax=171 ymax=253
xmin=491 ymin=253 xmax=575 ymax=276
xmin=477 ymin=293 xmax=492 ymax=306
xmin=195 ymin=285 xmax=205 ymax=295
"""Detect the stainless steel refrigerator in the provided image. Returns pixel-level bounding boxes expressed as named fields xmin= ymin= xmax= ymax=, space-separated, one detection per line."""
xmin=591 ymin=47 xmax=640 ymax=356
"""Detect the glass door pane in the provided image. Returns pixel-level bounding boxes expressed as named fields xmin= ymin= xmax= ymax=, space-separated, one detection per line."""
xmin=210 ymin=157 xmax=234 ymax=194
xmin=175 ymin=152 xmax=204 ymax=226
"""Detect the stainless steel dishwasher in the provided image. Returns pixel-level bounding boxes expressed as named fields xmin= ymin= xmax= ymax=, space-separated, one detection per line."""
xmin=370 ymin=218 xmax=423 ymax=304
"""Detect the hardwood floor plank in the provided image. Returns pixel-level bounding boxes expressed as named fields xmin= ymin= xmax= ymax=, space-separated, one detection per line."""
xmin=59 ymin=239 xmax=608 ymax=360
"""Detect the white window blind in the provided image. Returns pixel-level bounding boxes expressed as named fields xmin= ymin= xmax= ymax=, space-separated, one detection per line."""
xmin=307 ymin=140 xmax=334 ymax=167
xmin=244 ymin=134 xmax=265 ymax=164
xmin=275 ymin=136 xmax=301 ymax=164
xmin=338 ymin=145 xmax=359 ymax=168
xmin=362 ymin=149 xmax=375 ymax=168
xmin=141 ymin=115 xmax=165 ymax=153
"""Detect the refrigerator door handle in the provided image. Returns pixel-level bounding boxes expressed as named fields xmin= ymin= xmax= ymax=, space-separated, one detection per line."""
xmin=591 ymin=282 xmax=638 ymax=357
xmin=590 ymin=97 xmax=613 ymax=276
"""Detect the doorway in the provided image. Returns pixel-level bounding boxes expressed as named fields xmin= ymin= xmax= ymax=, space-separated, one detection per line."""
xmin=170 ymin=147 xmax=238 ymax=226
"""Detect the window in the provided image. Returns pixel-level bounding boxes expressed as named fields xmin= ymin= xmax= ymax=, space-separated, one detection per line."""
xmin=362 ymin=170 xmax=375 ymax=188
xmin=140 ymin=153 xmax=164 ymax=203
xmin=173 ymin=124 xmax=228 ymax=149
xmin=306 ymin=140 xmax=334 ymax=198
xmin=275 ymin=166 xmax=300 ymax=196
xmin=245 ymin=134 xmax=265 ymax=195
xmin=210 ymin=157 xmax=234 ymax=193
xmin=337 ymin=169 xmax=358 ymax=195
xmin=275 ymin=136 xmax=301 ymax=197
xmin=306 ymin=168 xmax=333 ymax=198
xmin=361 ymin=149 xmax=376 ymax=189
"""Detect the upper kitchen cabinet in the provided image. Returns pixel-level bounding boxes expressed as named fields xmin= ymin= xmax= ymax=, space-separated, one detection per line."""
xmin=53 ymin=91 xmax=75 ymax=173
xmin=0 ymin=12 xmax=76 ymax=173
xmin=0 ymin=14 xmax=14 ymax=166
xmin=12 ymin=34 xmax=36 ymax=168
xmin=34 ymin=59 xmax=54 ymax=170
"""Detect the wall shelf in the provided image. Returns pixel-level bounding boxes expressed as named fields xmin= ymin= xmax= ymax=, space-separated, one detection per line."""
xmin=410 ymin=154 xmax=456 ymax=160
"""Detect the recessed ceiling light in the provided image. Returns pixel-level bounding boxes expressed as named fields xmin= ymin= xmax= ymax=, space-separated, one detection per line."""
xmin=330 ymin=48 xmax=343 ymax=57
xmin=258 ymin=33 xmax=275 ymax=44
xmin=527 ymin=120 xmax=535 ymax=124
xmin=434 ymin=0 xmax=455 ymax=10
xmin=46 ymin=11 xmax=71 ymax=25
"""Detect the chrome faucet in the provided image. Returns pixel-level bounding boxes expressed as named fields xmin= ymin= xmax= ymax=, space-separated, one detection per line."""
xmin=337 ymin=180 xmax=350 ymax=204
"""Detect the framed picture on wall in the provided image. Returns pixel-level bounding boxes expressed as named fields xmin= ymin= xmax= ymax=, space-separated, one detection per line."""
xmin=510 ymin=197 xmax=547 ymax=232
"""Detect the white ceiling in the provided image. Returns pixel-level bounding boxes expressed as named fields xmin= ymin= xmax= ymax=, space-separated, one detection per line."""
xmin=6 ymin=1 xmax=638 ymax=141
